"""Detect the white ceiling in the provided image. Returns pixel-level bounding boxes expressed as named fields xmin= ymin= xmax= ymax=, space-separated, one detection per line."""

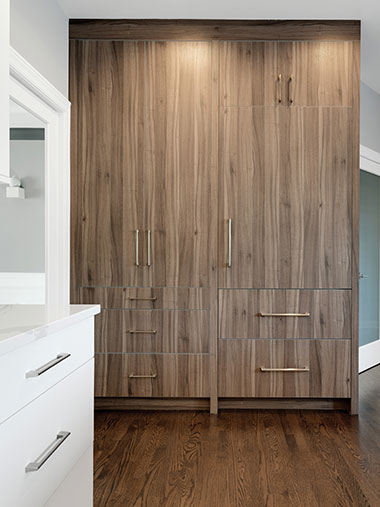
xmin=57 ymin=0 xmax=380 ymax=94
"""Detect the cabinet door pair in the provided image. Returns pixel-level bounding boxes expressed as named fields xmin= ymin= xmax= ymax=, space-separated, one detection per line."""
xmin=219 ymin=40 xmax=354 ymax=289
xmin=71 ymin=40 xmax=214 ymax=288
xmin=220 ymin=41 xmax=354 ymax=107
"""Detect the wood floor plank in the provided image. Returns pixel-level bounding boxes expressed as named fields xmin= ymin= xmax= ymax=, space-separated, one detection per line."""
xmin=94 ymin=367 xmax=380 ymax=506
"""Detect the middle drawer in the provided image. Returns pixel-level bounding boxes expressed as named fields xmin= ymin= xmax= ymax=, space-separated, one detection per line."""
xmin=96 ymin=309 xmax=209 ymax=353
xmin=219 ymin=289 xmax=351 ymax=339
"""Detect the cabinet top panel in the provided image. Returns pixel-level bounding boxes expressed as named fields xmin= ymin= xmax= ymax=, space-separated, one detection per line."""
xmin=69 ymin=20 xmax=360 ymax=42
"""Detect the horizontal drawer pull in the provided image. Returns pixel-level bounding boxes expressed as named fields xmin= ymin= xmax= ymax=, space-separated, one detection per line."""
xmin=127 ymin=330 xmax=157 ymax=334
xmin=129 ymin=297 xmax=157 ymax=301
xmin=25 ymin=431 xmax=71 ymax=473
xmin=259 ymin=312 xmax=310 ymax=318
xmin=129 ymin=373 xmax=157 ymax=379
xmin=260 ymin=367 xmax=310 ymax=372
xmin=25 ymin=353 xmax=71 ymax=378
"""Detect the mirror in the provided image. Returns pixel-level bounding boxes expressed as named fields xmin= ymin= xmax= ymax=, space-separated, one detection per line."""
xmin=0 ymin=100 xmax=45 ymax=304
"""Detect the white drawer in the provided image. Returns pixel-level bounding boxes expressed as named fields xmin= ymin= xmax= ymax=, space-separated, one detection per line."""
xmin=0 ymin=359 xmax=94 ymax=507
xmin=45 ymin=446 xmax=93 ymax=507
xmin=0 ymin=318 xmax=94 ymax=424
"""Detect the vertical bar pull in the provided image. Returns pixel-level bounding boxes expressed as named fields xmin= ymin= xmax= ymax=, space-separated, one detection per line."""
xmin=135 ymin=230 xmax=139 ymax=267
xmin=147 ymin=230 xmax=151 ymax=267
xmin=227 ymin=218 xmax=232 ymax=268
xmin=277 ymin=74 xmax=282 ymax=104
xmin=288 ymin=75 xmax=294 ymax=105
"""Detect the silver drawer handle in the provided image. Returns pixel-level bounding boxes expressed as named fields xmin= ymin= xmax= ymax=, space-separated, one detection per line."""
xmin=129 ymin=297 xmax=157 ymax=301
xmin=127 ymin=330 xmax=157 ymax=334
xmin=129 ymin=373 xmax=157 ymax=379
xmin=259 ymin=312 xmax=310 ymax=318
xmin=25 ymin=353 xmax=71 ymax=378
xmin=260 ymin=367 xmax=309 ymax=372
xmin=25 ymin=431 xmax=71 ymax=472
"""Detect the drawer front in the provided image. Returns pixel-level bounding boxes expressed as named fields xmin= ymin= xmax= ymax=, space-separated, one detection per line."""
xmin=95 ymin=353 xmax=209 ymax=397
xmin=0 ymin=318 xmax=94 ymax=424
xmin=0 ymin=359 xmax=93 ymax=507
xmin=96 ymin=309 xmax=209 ymax=353
xmin=80 ymin=286 xmax=209 ymax=309
xmin=218 ymin=339 xmax=351 ymax=398
xmin=219 ymin=289 xmax=351 ymax=339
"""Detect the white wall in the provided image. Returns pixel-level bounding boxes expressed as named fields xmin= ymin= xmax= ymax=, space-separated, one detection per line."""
xmin=361 ymin=82 xmax=380 ymax=154
xmin=0 ymin=0 xmax=9 ymax=177
xmin=10 ymin=0 xmax=68 ymax=97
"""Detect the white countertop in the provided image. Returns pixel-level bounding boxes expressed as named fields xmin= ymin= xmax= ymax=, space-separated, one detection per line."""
xmin=0 ymin=304 xmax=101 ymax=356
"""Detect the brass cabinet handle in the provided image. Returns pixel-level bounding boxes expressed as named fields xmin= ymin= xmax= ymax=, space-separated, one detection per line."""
xmin=227 ymin=218 xmax=232 ymax=268
xmin=129 ymin=373 xmax=157 ymax=379
xmin=25 ymin=431 xmax=71 ymax=472
xmin=277 ymin=74 xmax=282 ymax=104
xmin=129 ymin=297 xmax=157 ymax=301
xmin=259 ymin=312 xmax=310 ymax=317
xmin=288 ymin=75 xmax=294 ymax=104
xmin=147 ymin=229 xmax=151 ymax=267
xmin=127 ymin=330 xmax=157 ymax=334
xmin=260 ymin=367 xmax=309 ymax=372
xmin=135 ymin=229 xmax=139 ymax=266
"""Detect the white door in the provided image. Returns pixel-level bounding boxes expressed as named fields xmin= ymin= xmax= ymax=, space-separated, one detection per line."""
xmin=359 ymin=146 xmax=380 ymax=372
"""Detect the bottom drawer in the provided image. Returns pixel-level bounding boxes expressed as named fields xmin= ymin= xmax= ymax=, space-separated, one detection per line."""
xmin=0 ymin=360 xmax=94 ymax=507
xmin=218 ymin=340 xmax=351 ymax=398
xmin=95 ymin=353 xmax=209 ymax=397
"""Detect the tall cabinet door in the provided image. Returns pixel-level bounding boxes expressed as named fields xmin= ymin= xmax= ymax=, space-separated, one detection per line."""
xmin=70 ymin=41 xmax=146 ymax=291
xmin=145 ymin=41 xmax=213 ymax=287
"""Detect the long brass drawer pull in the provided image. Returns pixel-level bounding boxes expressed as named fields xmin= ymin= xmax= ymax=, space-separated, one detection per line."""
xmin=127 ymin=329 xmax=157 ymax=334
xmin=259 ymin=312 xmax=310 ymax=318
xmin=260 ymin=367 xmax=309 ymax=372
xmin=25 ymin=431 xmax=71 ymax=472
xmin=129 ymin=297 xmax=157 ymax=301
xmin=129 ymin=373 xmax=157 ymax=379
xmin=25 ymin=353 xmax=71 ymax=378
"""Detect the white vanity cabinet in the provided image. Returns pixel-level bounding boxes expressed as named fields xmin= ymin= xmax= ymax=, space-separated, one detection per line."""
xmin=0 ymin=304 xmax=100 ymax=507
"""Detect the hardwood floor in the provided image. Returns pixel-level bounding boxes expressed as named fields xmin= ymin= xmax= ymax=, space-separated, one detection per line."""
xmin=94 ymin=367 xmax=380 ymax=506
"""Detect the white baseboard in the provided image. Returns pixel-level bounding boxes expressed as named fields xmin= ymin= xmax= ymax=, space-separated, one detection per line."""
xmin=0 ymin=272 xmax=45 ymax=304
xmin=359 ymin=339 xmax=380 ymax=373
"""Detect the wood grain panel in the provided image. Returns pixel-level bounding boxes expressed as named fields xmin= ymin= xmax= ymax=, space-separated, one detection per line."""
xmin=95 ymin=309 xmax=209 ymax=353
xmin=95 ymin=354 xmax=209 ymax=397
xmin=219 ymin=106 xmax=352 ymax=288
xmin=219 ymin=42 xmax=280 ymax=106
xmin=284 ymin=42 xmax=353 ymax=106
xmin=70 ymin=40 xmax=145 ymax=289
xmin=218 ymin=339 xmax=351 ymax=398
xmin=351 ymin=40 xmax=360 ymax=414
xmin=70 ymin=19 xmax=361 ymax=41
xmin=219 ymin=289 xmax=351 ymax=339
xmin=80 ymin=287 xmax=210 ymax=309
xmin=145 ymin=41 xmax=213 ymax=287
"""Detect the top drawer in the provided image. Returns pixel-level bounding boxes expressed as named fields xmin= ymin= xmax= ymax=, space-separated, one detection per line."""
xmin=0 ymin=318 xmax=94 ymax=424
xmin=219 ymin=289 xmax=351 ymax=339
xmin=80 ymin=287 xmax=209 ymax=310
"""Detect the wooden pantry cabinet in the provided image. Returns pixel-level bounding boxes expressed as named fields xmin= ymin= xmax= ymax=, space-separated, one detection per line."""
xmin=70 ymin=20 xmax=360 ymax=414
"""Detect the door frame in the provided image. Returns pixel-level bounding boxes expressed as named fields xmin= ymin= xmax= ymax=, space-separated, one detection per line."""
xmin=359 ymin=144 xmax=380 ymax=372
xmin=9 ymin=47 xmax=71 ymax=305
